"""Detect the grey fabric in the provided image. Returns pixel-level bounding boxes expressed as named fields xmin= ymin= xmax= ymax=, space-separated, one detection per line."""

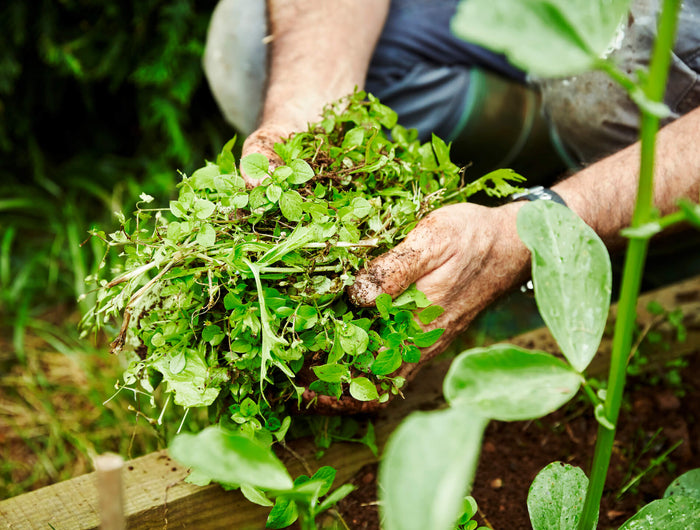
xmin=538 ymin=0 xmax=700 ymax=167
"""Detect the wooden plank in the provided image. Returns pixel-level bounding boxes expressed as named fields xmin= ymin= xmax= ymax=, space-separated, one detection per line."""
xmin=1 ymin=276 xmax=697 ymax=529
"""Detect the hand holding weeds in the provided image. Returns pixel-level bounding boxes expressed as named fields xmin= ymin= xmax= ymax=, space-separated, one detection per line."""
xmin=307 ymin=202 xmax=532 ymax=413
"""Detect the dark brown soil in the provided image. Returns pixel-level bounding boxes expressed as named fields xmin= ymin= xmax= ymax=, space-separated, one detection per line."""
xmin=335 ymin=351 xmax=700 ymax=530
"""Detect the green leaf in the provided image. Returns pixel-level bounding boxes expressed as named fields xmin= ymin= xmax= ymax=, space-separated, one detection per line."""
xmin=279 ymin=190 xmax=304 ymax=222
xmin=664 ymin=469 xmax=700 ymax=501
xmin=287 ymin=159 xmax=315 ymax=184
xmin=169 ymin=200 xmax=188 ymax=218
xmin=169 ymin=426 xmax=293 ymax=490
xmin=310 ymin=466 xmax=336 ymax=498
xmin=451 ymin=0 xmax=631 ymax=77
xmin=517 ymin=201 xmax=611 ymax=372
xmin=316 ymin=483 xmax=356 ymax=514
xmin=380 ymin=405 xmax=488 ymax=530
xmin=196 ymin=223 xmax=216 ymax=247
xmin=393 ymin=284 xmax=431 ymax=308
xmin=153 ymin=352 xmax=220 ymax=407
xmin=202 ymin=324 xmax=222 ymax=342
xmin=443 ymin=344 xmax=583 ymax=421
xmin=349 ymin=377 xmax=380 ymax=401
xmin=418 ymin=305 xmax=445 ymax=325
xmin=193 ymin=199 xmax=216 ymax=219
xmin=351 ymin=197 xmax=373 ymax=218
xmin=527 ymin=462 xmax=590 ymax=530
xmin=618 ymin=496 xmax=700 ymax=530
xmin=266 ymin=183 xmax=283 ymax=204
xmin=402 ymin=344 xmax=421 ymax=364
xmin=342 ymin=127 xmax=366 ymax=150
xmin=266 ymin=497 xmax=298 ymax=529
xmin=241 ymin=153 xmax=270 ymax=181
xmin=169 ymin=351 xmax=187 ymax=375
xmin=411 ymin=328 xmax=443 ymax=348
xmin=375 ymin=293 xmax=392 ymax=319
xmin=312 ymin=363 xmax=351 ymax=383
xmin=371 ymin=347 xmax=402 ymax=376
xmin=241 ymin=484 xmax=273 ymax=507
xmin=338 ymin=322 xmax=369 ymax=356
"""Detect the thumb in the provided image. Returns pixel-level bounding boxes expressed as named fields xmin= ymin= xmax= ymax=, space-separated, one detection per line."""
xmin=347 ymin=213 xmax=453 ymax=306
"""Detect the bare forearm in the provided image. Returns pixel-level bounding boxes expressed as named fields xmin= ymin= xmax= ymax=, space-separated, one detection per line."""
xmin=554 ymin=106 xmax=700 ymax=248
xmin=263 ymin=0 xmax=390 ymax=131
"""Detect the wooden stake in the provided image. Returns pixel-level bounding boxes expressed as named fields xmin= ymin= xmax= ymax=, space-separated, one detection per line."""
xmin=94 ymin=453 xmax=126 ymax=530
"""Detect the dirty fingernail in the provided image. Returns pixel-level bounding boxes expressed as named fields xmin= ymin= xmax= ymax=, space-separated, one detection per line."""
xmin=348 ymin=273 xmax=384 ymax=307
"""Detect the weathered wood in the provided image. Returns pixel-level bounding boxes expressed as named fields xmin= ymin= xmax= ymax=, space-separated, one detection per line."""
xmin=94 ymin=453 xmax=126 ymax=530
xmin=1 ymin=276 xmax=697 ymax=529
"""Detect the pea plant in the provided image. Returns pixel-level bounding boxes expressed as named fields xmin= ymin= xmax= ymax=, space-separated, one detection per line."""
xmin=82 ymin=91 xmax=522 ymax=527
xmin=379 ymin=0 xmax=700 ymax=529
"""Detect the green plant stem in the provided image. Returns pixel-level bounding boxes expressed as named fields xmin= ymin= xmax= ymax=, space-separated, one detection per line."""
xmin=577 ymin=1 xmax=681 ymax=528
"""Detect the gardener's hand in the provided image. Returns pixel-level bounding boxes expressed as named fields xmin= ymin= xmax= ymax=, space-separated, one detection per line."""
xmin=305 ymin=201 xmax=532 ymax=413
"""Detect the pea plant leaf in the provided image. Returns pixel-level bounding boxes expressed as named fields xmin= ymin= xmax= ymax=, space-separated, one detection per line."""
xmin=169 ymin=426 xmax=293 ymax=490
xmin=451 ymin=0 xmax=630 ymax=77
xmin=443 ymin=344 xmax=583 ymax=421
xmin=527 ymin=462 xmax=591 ymax=530
xmin=664 ymin=469 xmax=700 ymax=500
xmin=618 ymin=496 xmax=700 ymax=530
xmin=517 ymin=201 xmax=612 ymax=373
xmin=379 ymin=405 xmax=488 ymax=530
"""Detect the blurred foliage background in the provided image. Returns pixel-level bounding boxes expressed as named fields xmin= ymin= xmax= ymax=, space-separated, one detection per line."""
xmin=0 ymin=0 xmax=235 ymax=496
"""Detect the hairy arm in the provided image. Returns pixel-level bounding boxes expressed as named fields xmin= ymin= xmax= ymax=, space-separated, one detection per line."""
xmin=556 ymin=105 xmax=700 ymax=248
xmin=241 ymin=0 xmax=390 ymax=182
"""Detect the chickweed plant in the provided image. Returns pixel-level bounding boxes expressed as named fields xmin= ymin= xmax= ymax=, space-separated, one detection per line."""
xmin=82 ymin=91 xmax=522 ymax=528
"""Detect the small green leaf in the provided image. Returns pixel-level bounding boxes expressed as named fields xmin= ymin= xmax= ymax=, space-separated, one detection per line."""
xmin=339 ymin=322 xmax=369 ymax=356
xmin=266 ymin=497 xmax=298 ymax=529
xmin=196 ymin=223 xmax=216 ymax=247
xmin=170 ymin=200 xmax=188 ymax=218
xmin=169 ymin=351 xmax=187 ymax=374
xmin=241 ymin=153 xmax=270 ymax=181
xmin=266 ymin=183 xmax=283 ymax=204
xmin=311 ymin=466 xmax=336 ymax=497
xmin=342 ymin=127 xmax=366 ymax=150
xmin=527 ymin=462 xmax=590 ymax=530
xmin=402 ymin=344 xmax=421 ymax=363
xmin=151 ymin=332 xmax=166 ymax=347
xmin=349 ymin=377 xmax=380 ymax=401
xmin=241 ymin=484 xmax=273 ymax=507
xmin=202 ymin=324 xmax=222 ymax=342
xmin=411 ymin=328 xmax=443 ymax=348
xmin=376 ymin=293 xmax=393 ymax=319
xmin=313 ymin=363 xmax=351 ymax=383
xmin=418 ymin=305 xmax=445 ymax=325
xmin=371 ymin=348 xmax=402 ymax=376
xmin=194 ymin=199 xmax=216 ymax=219
xmin=351 ymin=197 xmax=373 ymax=218
xmin=279 ymin=190 xmax=304 ymax=222
xmin=288 ymin=159 xmax=314 ymax=184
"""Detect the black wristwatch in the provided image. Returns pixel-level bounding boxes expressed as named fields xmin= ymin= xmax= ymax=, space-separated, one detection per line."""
xmin=511 ymin=185 xmax=567 ymax=206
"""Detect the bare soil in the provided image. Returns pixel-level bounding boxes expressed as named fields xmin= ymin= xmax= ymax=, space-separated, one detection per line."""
xmin=335 ymin=332 xmax=700 ymax=530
